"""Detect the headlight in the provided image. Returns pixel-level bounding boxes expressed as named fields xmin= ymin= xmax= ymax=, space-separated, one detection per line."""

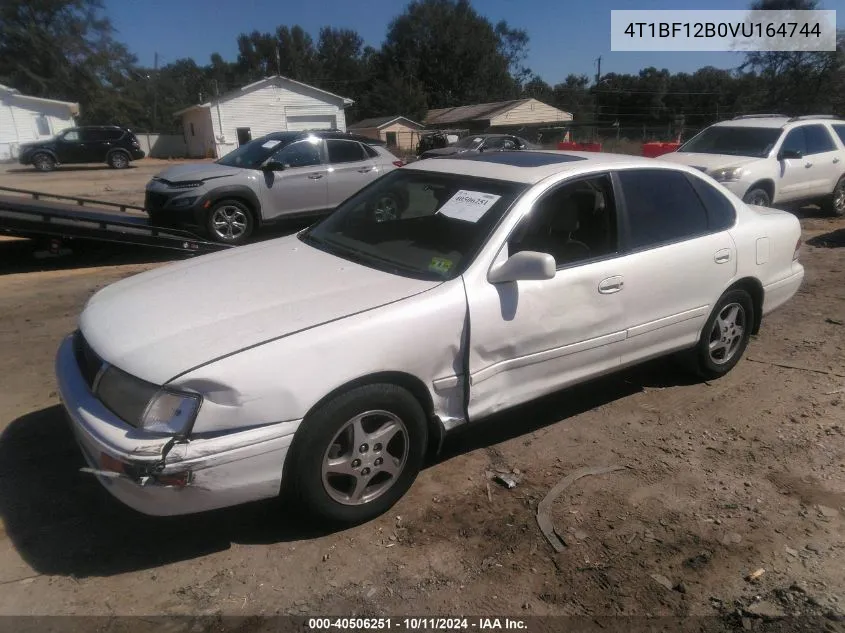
xmin=96 ymin=365 xmax=201 ymax=435
xmin=170 ymin=196 xmax=198 ymax=208
xmin=710 ymin=166 xmax=745 ymax=182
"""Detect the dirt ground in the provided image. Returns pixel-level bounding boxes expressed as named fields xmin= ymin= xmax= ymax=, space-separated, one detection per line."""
xmin=0 ymin=164 xmax=843 ymax=630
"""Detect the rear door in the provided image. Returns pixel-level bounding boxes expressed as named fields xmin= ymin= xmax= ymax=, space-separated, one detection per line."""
xmin=802 ymin=124 xmax=841 ymax=197
xmin=79 ymin=128 xmax=109 ymax=162
xmin=614 ymin=167 xmax=737 ymax=365
xmin=260 ymin=138 xmax=328 ymax=220
xmin=326 ymin=139 xmax=378 ymax=206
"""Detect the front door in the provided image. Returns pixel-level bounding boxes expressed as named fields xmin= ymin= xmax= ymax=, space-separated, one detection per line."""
xmin=776 ymin=127 xmax=812 ymax=201
xmin=465 ymin=174 xmax=628 ymax=420
xmin=259 ymin=138 xmax=328 ymax=220
xmin=54 ymin=129 xmax=85 ymax=163
xmin=325 ymin=139 xmax=379 ymax=207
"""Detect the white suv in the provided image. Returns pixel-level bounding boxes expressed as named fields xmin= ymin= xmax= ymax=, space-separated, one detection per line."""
xmin=661 ymin=115 xmax=845 ymax=216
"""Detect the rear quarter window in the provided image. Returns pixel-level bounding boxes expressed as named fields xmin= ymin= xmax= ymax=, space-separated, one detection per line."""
xmin=686 ymin=173 xmax=737 ymax=231
xmin=362 ymin=144 xmax=379 ymax=159
xmin=832 ymin=124 xmax=845 ymax=146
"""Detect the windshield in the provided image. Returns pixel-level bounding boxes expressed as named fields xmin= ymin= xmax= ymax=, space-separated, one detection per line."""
xmin=301 ymin=169 xmax=527 ymax=281
xmin=679 ymin=126 xmax=782 ymax=158
xmin=454 ymin=136 xmax=484 ymax=149
xmin=217 ymin=133 xmax=300 ymax=168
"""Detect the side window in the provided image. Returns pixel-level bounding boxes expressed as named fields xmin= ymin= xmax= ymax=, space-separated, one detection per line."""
xmin=327 ymin=139 xmax=366 ymax=164
xmin=81 ymin=129 xmax=108 ymax=142
xmin=618 ymin=169 xmax=709 ymax=250
xmin=362 ymin=143 xmax=379 ymax=159
xmin=273 ymin=140 xmax=322 ymax=168
xmin=106 ymin=129 xmax=124 ymax=141
xmin=509 ymin=174 xmax=617 ymax=267
xmin=686 ymin=174 xmax=737 ymax=231
xmin=803 ymin=124 xmax=836 ymax=154
xmin=61 ymin=130 xmax=80 ymax=142
xmin=501 ymin=138 xmax=518 ymax=150
xmin=483 ymin=137 xmax=505 ymax=150
xmin=833 ymin=124 xmax=845 ymax=146
xmin=781 ymin=128 xmax=807 ymax=156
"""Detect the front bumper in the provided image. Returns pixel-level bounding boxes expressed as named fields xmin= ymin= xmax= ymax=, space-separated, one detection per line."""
xmin=144 ymin=188 xmax=208 ymax=230
xmin=55 ymin=334 xmax=297 ymax=516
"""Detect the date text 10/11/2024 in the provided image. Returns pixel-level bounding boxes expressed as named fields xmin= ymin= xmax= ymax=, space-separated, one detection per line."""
xmin=308 ymin=618 xmax=528 ymax=630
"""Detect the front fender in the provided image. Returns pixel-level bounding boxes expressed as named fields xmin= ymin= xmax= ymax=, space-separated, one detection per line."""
xmin=203 ymin=185 xmax=262 ymax=222
xmin=170 ymin=279 xmax=468 ymax=435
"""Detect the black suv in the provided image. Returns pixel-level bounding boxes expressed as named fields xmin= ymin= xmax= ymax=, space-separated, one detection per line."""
xmin=18 ymin=126 xmax=146 ymax=172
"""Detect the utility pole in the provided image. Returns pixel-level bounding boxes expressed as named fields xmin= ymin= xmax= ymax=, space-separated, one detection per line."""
xmin=594 ymin=56 xmax=602 ymax=136
xmin=152 ymin=52 xmax=159 ymax=132
xmin=595 ymin=56 xmax=602 ymax=86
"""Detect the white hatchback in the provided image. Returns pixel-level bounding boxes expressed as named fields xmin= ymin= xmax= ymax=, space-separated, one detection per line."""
xmin=56 ymin=151 xmax=805 ymax=524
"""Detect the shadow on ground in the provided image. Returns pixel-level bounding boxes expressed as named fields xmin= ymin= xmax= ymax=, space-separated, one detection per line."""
xmin=807 ymin=228 xmax=845 ymax=248
xmin=0 ymin=359 xmax=698 ymax=578
xmin=4 ymin=165 xmax=137 ymax=175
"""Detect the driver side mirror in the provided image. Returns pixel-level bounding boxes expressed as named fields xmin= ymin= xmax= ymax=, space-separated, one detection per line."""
xmin=261 ymin=160 xmax=286 ymax=172
xmin=487 ymin=251 xmax=556 ymax=284
xmin=778 ymin=149 xmax=803 ymax=160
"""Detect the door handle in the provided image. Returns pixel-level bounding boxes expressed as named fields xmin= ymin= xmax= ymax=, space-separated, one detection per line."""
xmin=308 ymin=173 xmax=324 ymax=180
xmin=357 ymin=167 xmax=374 ymax=173
xmin=834 ymin=157 xmax=841 ymax=164
xmin=714 ymin=249 xmax=731 ymax=264
xmin=598 ymin=276 xmax=624 ymax=294
xmin=805 ymin=162 xmax=813 ymax=168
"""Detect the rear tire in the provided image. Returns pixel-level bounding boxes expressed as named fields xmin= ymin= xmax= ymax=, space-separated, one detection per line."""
xmin=206 ymin=199 xmax=254 ymax=245
xmin=691 ymin=289 xmax=754 ymax=380
xmin=743 ymin=188 xmax=771 ymax=207
xmin=823 ymin=175 xmax=845 ymax=217
xmin=108 ymin=151 xmax=130 ymax=169
xmin=289 ymin=383 xmax=428 ymax=525
xmin=32 ymin=152 xmax=56 ymax=172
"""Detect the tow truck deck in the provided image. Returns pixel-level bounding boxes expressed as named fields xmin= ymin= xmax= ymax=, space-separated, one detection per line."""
xmin=0 ymin=186 xmax=232 ymax=254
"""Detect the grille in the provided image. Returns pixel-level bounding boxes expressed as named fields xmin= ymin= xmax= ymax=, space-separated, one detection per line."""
xmin=145 ymin=191 xmax=170 ymax=212
xmin=73 ymin=331 xmax=103 ymax=388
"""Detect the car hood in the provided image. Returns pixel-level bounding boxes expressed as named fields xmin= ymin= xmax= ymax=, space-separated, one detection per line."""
xmin=152 ymin=162 xmax=243 ymax=183
xmin=658 ymin=153 xmax=760 ymax=172
xmin=79 ymin=235 xmax=440 ymax=384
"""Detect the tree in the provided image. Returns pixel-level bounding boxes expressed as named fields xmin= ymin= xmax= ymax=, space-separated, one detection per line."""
xmin=377 ymin=0 xmax=527 ymax=111
xmin=0 ymin=0 xmax=138 ymax=124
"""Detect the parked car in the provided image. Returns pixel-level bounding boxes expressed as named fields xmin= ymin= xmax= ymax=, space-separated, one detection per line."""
xmin=145 ymin=131 xmax=404 ymax=244
xmin=660 ymin=114 xmax=845 ymax=216
xmin=18 ymin=126 xmax=145 ymax=172
xmin=56 ymin=150 xmax=804 ymax=524
xmin=418 ymin=133 xmax=537 ymax=160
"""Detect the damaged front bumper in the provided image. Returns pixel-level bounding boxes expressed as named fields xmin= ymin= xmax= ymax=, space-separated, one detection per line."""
xmin=55 ymin=335 xmax=299 ymax=516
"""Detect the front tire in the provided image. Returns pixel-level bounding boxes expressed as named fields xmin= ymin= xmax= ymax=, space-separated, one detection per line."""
xmin=290 ymin=384 xmax=428 ymax=525
xmin=206 ymin=199 xmax=254 ymax=245
xmin=692 ymin=289 xmax=754 ymax=380
xmin=32 ymin=152 xmax=56 ymax=172
xmin=823 ymin=175 xmax=845 ymax=217
xmin=743 ymin=188 xmax=771 ymax=207
xmin=108 ymin=151 xmax=130 ymax=169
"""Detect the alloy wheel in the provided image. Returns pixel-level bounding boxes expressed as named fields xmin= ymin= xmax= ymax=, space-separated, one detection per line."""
xmin=833 ymin=180 xmax=845 ymax=214
xmin=211 ymin=206 xmax=248 ymax=241
xmin=708 ymin=302 xmax=746 ymax=365
xmin=321 ymin=410 xmax=409 ymax=505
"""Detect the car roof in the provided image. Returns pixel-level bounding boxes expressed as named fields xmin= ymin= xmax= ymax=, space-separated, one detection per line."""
xmin=712 ymin=116 xmax=845 ymax=129
xmin=404 ymin=150 xmax=662 ymax=184
xmin=262 ymin=130 xmax=386 ymax=146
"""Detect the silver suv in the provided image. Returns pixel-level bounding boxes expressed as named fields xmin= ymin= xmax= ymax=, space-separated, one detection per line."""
xmin=145 ymin=131 xmax=404 ymax=244
xmin=661 ymin=115 xmax=845 ymax=216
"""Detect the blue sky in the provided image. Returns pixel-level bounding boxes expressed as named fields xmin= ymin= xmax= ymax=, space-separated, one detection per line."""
xmin=105 ymin=0 xmax=842 ymax=85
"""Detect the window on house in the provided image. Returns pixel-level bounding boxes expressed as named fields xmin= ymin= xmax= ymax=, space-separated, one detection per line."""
xmin=35 ymin=115 xmax=50 ymax=136
xmin=385 ymin=131 xmax=398 ymax=147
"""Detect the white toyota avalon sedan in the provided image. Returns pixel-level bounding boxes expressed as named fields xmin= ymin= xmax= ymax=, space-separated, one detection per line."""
xmin=55 ymin=150 xmax=805 ymax=524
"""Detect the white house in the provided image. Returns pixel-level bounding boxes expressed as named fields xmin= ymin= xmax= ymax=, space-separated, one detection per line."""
xmin=174 ymin=75 xmax=354 ymax=159
xmin=0 ymin=84 xmax=79 ymax=161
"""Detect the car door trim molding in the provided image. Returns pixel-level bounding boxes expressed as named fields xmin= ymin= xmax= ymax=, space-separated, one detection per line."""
xmin=626 ymin=305 xmax=710 ymax=339
xmin=469 ymin=329 xmax=628 ymax=386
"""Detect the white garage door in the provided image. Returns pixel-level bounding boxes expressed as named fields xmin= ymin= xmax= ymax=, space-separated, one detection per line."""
xmin=286 ymin=115 xmax=337 ymax=131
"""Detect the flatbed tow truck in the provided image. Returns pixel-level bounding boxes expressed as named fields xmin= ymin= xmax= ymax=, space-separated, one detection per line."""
xmin=0 ymin=186 xmax=232 ymax=256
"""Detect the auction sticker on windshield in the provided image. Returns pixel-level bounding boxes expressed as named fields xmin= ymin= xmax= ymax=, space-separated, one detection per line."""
xmin=437 ymin=190 xmax=501 ymax=223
